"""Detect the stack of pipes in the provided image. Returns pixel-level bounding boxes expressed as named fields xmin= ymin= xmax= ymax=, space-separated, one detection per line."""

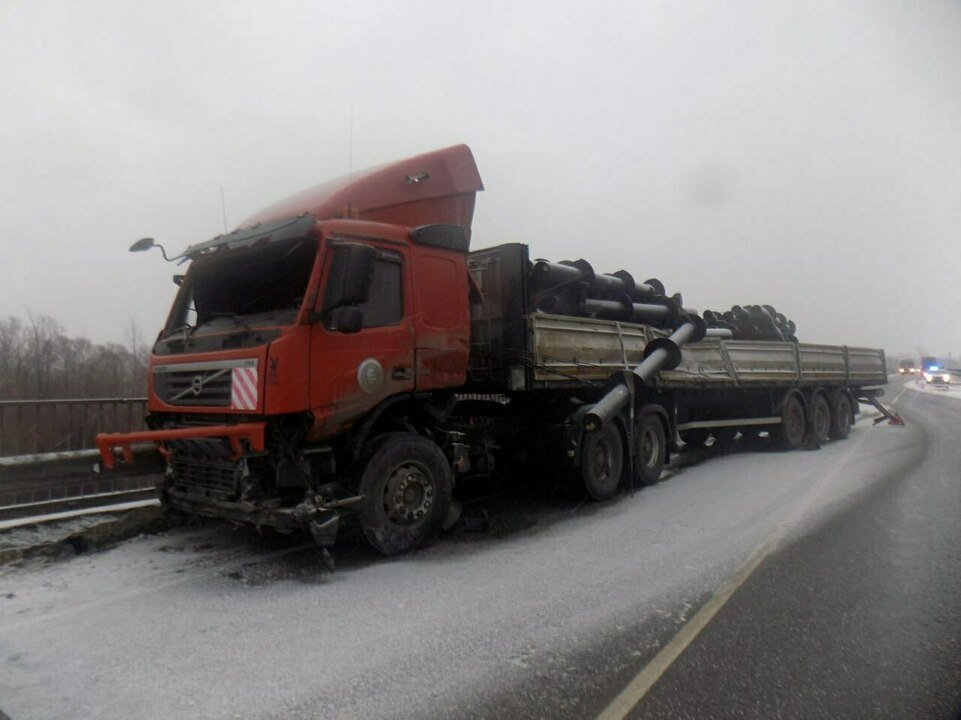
xmin=530 ymin=259 xmax=687 ymax=331
xmin=528 ymin=261 xmax=800 ymax=431
xmin=701 ymin=305 xmax=798 ymax=342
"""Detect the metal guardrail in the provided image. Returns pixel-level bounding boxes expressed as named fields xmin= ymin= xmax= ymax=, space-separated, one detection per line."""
xmin=0 ymin=446 xmax=164 ymax=522
xmin=0 ymin=397 xmax=147 ymax=457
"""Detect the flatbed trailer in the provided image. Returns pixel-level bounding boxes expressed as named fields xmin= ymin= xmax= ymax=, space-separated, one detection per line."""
xmin=466 ymin=241 xmax=886 ymax=451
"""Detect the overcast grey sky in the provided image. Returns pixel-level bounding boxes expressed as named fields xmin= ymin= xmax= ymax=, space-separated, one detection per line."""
xmin=2 ymin=0 xmax=960 ymax=358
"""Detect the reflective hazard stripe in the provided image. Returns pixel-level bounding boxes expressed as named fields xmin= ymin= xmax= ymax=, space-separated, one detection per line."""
xmin=231 ymin=367 xmax=258 ymax=410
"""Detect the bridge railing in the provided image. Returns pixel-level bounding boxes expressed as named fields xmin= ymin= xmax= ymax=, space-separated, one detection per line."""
xmin=0 ymin=398 xmax=148 ymax=458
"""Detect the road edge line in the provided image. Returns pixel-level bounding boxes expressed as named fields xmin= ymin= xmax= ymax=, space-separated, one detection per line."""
xmin=596 ymin=535 xmax=779 ymax=720
xmin=598 ymin=427 xmax=873 ymax=719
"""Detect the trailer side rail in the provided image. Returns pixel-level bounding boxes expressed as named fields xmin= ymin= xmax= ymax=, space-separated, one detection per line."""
xmin=528 ymin=313 xmax=887 ymax=389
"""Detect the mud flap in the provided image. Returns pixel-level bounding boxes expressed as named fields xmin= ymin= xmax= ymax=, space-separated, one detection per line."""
xmin=308 ymin=511 xmax=339 ymax=547
xmin=308 ymin=511 xmax=339 ymax=571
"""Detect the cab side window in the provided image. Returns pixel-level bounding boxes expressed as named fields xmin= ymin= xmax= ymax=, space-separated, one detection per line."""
xmin=357 ymin=251 xmax=403 ymax=328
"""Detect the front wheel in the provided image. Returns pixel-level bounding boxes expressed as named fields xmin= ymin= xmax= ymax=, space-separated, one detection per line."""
xmin=356 ymin=433 xmax=453 ymax=555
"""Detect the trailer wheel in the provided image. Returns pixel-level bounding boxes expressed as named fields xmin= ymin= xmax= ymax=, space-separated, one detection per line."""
xmin=356 ymin=433 xmax=453 ymax=556
xmin=811 ymin=393 xmax=832 ymax=443
xmin=634 ymin=414 xmax=667 ymax=486
xmin=580 ymin=421 xmax=626 ymax=501
xmin=776 ymin=393 xmax=806 ymax=450
xmin=829 ymin=392 xmax=853 ymax=440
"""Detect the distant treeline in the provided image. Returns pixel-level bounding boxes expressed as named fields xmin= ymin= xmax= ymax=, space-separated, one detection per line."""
xmin=0 ymin=314 xmax=149 ymax=400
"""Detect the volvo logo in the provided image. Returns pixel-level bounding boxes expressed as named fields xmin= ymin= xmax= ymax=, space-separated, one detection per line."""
xmin=191 ymin=375 xmax=204 ymax=396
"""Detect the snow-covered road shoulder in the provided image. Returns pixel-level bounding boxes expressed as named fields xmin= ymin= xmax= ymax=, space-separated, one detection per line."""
xmin=900 ymin=378 xmax=961 ymax=401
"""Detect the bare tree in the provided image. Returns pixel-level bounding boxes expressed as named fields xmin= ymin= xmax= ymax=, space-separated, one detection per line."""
xmin=0 ymin=314 xmax=149 ymax=400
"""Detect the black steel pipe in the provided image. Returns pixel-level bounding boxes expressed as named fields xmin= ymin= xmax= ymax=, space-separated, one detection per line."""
xmin=531 ymin=260 xmax=591 ymax=293
xmin=590 ymin=270 xmax=628 ymax=296
xmin=532 ymin=260 xmax=668 ymax=304
xmin=584 ymin=318 xmax=705 ymax=431
xmin=580 ymin=297 xmax=678 ymax=326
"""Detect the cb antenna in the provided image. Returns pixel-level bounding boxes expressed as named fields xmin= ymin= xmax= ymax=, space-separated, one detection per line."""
xmin=219 ymin=185 xmax=228 ymax=233
xmin=348 ymin=98 xmax=354 ymax=186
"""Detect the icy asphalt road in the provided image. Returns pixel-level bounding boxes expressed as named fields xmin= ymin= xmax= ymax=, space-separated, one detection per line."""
xmin=0 ymin=380 xmax=948 ymax=720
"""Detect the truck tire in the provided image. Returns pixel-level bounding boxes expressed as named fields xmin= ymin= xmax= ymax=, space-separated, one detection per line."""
xmin=580 ymin=421 xmax=626 ymax=501
xmin=811 ymin=392 xmax=831 ymax=443
xmin=829 ymin=392 xmax=853 ymax=440
xmin=776 ymin=393 xmax=806 ymax=450
xmin=356 ymin=433 xmax=453 ymax=556
xmin=634 ymin=413 xmax=667 ymax=486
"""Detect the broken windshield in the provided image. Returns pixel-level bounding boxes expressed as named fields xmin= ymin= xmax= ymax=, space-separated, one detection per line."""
xmin=163 ymin=236 xmax=318 ymax=339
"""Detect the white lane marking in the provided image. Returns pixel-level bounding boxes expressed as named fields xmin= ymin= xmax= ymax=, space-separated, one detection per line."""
xmin=597 ymin=430 xmax=869 ymax=720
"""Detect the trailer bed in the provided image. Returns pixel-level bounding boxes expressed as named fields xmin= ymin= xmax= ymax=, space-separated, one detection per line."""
xmin=528 ymin=313 xmax=886 ymax=390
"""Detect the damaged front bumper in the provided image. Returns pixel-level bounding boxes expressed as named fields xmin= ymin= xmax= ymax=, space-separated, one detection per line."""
xmin=96 ymin=423 xmax=268 ymax=468
xmin=97 ymin=422 xmax=361 ymax=550
xmin=160 ymin=486 xmax=345 ymax=547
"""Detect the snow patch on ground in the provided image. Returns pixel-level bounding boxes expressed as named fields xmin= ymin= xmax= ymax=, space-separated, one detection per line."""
xmin=0 ymin=417 xmax=914 ymax=720
xmin=901 ymin=378 xmax=961 ymax=401
xmin=0 ymin=512 xmax=133 ymax=552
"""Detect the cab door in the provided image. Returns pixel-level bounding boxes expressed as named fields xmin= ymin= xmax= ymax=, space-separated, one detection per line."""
xmin=308 ymin=239 xmax=414 ymax=436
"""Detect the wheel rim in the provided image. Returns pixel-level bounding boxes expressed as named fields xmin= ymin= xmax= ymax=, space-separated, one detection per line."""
xmin=639 ymin=425 xmax=661 ymax=469
xmin=382 ymin=462 xmax=434 ymax=525
xmin=589 ymin=435 xmax=618 ymax=485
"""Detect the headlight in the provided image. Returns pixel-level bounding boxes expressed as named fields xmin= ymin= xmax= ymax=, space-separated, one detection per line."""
xmin=923 ymin=372 xmax=933 ymax=382
xmin=943 ymin=373 xmax=951 ymax=383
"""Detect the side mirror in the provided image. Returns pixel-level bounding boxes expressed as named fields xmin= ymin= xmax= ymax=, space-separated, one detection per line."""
xmin=129 ymin=237 xmax=173 ymax=261
xmin=130 ymin=238 xmax=155 ymax=252
xmin=328 ymin=306 xmax=364 ymax=334
xmin=323 ymin=243 xmax=376 ymax=311
xmin=172 ymin=274 xmax=185 ymax=287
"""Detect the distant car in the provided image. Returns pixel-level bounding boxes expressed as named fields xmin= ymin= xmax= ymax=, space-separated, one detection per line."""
xmin=898 ymin=360 xmax=915 ymax=375
xmin=922 ymin=366 xmax=951 ymax=385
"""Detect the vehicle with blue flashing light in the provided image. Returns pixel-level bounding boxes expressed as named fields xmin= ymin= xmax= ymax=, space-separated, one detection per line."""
xmin=920 ymin=357 xmax=950 ymax=386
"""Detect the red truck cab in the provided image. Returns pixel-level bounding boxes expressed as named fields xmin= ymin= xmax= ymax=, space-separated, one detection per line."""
xmin=99 ymin=145 xmax=483 ymax=554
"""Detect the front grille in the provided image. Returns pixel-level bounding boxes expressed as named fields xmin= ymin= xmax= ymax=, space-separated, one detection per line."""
xmin=155 ymin=368 xmax=232 ymax=406
xmin=167 ymin=437 xmax=242 ymax=501
xmin=153 ymin=359 xmax=257 ymax=408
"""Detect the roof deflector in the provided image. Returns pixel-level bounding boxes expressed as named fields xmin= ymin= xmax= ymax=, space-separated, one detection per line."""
xmin=240 ymin=144 xmax=483 ymax=231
